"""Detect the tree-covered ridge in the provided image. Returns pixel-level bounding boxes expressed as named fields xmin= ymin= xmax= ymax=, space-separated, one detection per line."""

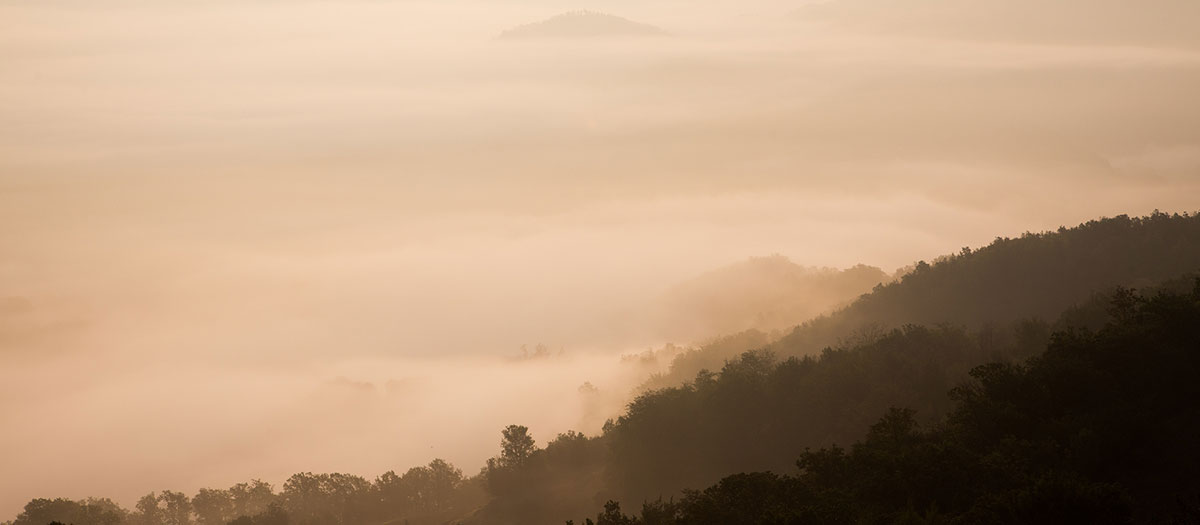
xmin=15 ymin=278 xmax=1195 ymax=525
xmin=650 ymin=212 xmax=1200 ymax=390
xmin=8 ymin=213 xmax=1200 ymax=525
xmin=582 ymin=283 xmax=1200 ymax=524
xmin=5 ymin=303 xmax=1062 ymax=525
xmin=654 ymin=257 xmax=887 ymax=343
xmin=604 ymin=323 xmax=1048 ymax=506
xmin=477 ymin=277 xmax=1200 ymax=524
xmin=5 ymin=461 xmax=486 ymax=525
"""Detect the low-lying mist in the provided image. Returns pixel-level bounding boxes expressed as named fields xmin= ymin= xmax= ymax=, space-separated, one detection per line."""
xmin=0 ymin=350 xmax=657 ymax=512
xmin=2 ymin=0 xmax=1199 ymax=518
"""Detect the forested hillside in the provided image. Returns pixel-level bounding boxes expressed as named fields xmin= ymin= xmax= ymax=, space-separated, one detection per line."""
xmin=6 ymin=213 xmax=1199 ymax=525
xmin=648 ymin=212 xmax=1200 ymax=390
xmin=479 ymin=278 xmax=1198 ymax=523
xmin=583 ymin=284 xmax=1200 ymax=524
xmin=653 ymin=257 xmax=887 ymax=343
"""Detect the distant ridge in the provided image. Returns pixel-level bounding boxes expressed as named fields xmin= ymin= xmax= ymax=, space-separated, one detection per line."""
xmin=646 ymin=212 xmax=1200 ymax=389
xmin=655 ymin=256 xmax=887 ymax=342
xmin=498 ymin=11 xmax=667 ymax=39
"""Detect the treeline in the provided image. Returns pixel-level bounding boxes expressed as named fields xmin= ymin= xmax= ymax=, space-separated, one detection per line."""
xmin=15 ymin=285 xmax=1196 ymax=525
xmin=8 ymin=212 xmax=1200 ymax=525
xmin=475 ymin=293 xmax=1103 ymax=523
xmin=475 ymin=213 xmax=1200 ymax=523
xmin=647 ymin=212 xmax=1200 ymax=390
xmin=470 ymin=278 xmax=1199 ymax=524
xmin=655 ymin=256 xmax=888 ymax=342
xmin=580 ymin=284 xmax=1200 ymax=524
xmin=6 ymin=461 xmax=486 ymax=525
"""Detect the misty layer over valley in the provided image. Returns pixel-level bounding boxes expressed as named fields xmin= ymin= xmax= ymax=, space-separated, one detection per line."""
xmin=2 ymin=0 xmax=1200 ymax=524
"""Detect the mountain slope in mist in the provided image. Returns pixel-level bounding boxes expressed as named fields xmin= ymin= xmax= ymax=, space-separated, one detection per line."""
xmin=9 ymin=213 xmax=1200 ymax=525
xmin=481 ymin=215 xmax=1200 ymax=523
xmin=651 ymin=212 xmax=1200 ymax=389
xmin=654 ymin=256 xmax=886 ymax=342
xmin=588 ymin=284 xmax=1200 ymax=524
xmin=498 ymin=11 xmax=666 ymax=39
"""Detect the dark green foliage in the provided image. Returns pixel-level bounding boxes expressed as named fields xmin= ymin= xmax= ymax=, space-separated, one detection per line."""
xmin=604 ymin=322 xmax=1045 ymax=506
xmin=375 ymin=459 xmax=471 ymax=523
xmin=192 ymin=489 xmax=233 ymax=525
xmin=657 ymin=212 xmax=1200 ymax=388
xmin=227 ymin=481 xmax=276 ymax=521
xmin=595 ymin=501 xmax=637 ymax=525
xmin=6 ymin=461 xmax=481 ymax=525
xmin=9 ymin=214 xmax=1199 ymax=525
xmin=227 ymin=504 xmax=288 ymax=525
xmin=490 ymin=317 xmax=1055 ymax=523
xmin=281 ymin=472 xmax=372 ymax=525
xmin=157 ymin=491 xmax=190 ymax=525
xmin=11 ymin=498 xmax=126 ymax=525
xmin=499 ymin=425 xmax=536 ymax=468
xmin=590 ymin=285 xmax=1200 ymax=524
xmin=676 ymin=473 xmax=810 ymax=524
xmin=639 ymin=330 xmax=770 ymax=392
xmin=484 ymin=430 xmax=610 ymax=524
xmin=486 ymin=213 xmax=1200 ymax=522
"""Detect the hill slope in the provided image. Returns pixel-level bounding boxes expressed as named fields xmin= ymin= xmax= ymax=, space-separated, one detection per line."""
xmin=591 ymin=284 xmax=1200 ymax=524
xmin=653 ymin=256 xmax=887 ymax=343
xmin=8 ymin=213 xmax=1200 ymax=525
xmin=652 ymin=212 xmax=1200 ymax=389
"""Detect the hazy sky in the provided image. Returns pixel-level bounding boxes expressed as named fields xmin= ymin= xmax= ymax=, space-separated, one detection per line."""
xmin=2 ymin=0 xmax=1199 ymax=517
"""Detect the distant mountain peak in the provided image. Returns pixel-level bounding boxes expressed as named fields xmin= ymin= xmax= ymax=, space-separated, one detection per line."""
xmin=499 ymin=11 xmax=667 ymax=39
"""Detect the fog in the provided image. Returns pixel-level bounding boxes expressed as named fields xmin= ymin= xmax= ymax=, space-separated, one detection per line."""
xmin=2 ymin=0 xmax=1199 ymax=517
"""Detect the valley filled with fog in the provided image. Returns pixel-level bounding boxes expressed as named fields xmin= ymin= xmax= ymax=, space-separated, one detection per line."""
xmin=2 ymin=0 xmax=1199 ymax=518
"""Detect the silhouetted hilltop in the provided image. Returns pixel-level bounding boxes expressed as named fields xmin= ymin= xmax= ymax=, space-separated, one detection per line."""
xmin=498 ymin=11 xmax=666 ymax=39
xmin=9 ymin=213 xmax=1200 ymax=525
xmin=479 ymin=276 xmax=1200 ymax=524
xmin=653 ymin=212 xmax=1200 ymax=388
xmin=587 ymin=284 xmax=1200 ymax=523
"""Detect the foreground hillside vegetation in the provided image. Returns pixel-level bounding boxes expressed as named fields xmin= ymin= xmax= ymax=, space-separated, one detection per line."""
xmin=7 ymin=213 xmax=1199 ymax=525
xmin=648 ymin=212 xmax=1200 ymax=391
xmin=582 ymin=283 xmax=1200 ymax=524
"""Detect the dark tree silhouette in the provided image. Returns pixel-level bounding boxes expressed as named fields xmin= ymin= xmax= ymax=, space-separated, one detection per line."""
xmin=8 ymin=213 xmax=1199 ymax=525
xmin=585 ymin=283 xmax=1200 ymax=524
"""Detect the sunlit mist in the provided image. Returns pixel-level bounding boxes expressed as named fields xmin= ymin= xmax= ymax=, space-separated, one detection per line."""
xmin=2 ymin=0 xmax=1199 ymax=521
